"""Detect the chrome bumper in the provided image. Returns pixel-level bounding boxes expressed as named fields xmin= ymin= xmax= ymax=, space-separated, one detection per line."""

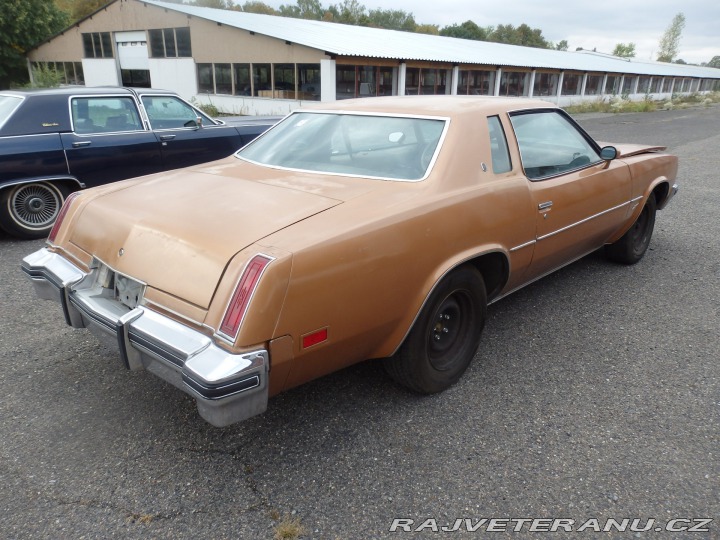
xmin=658 ymin=182 xmax=679 ymax=210
xmin=21 ymin=248 xmax=268 ymax=427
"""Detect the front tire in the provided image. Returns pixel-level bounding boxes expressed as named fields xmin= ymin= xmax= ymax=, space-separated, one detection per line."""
xmin=605 ymin=194 xmax=657 ymax=264
xmin=384 ymin=266 xmax=487 ymax=394
xmin=0 ymin=182 xmax=70 ymax=240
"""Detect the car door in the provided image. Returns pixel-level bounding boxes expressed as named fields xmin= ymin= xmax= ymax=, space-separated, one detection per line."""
xmin=509 ymin=109 xmax=632 ymax=279
xmin=61 ymin=95 xmax=162 ymax=188
xmin=139 ymin=94 xmax=243 ymax=170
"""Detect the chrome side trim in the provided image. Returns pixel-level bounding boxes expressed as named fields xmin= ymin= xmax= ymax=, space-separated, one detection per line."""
xmin=21 ymin=248 xmax=269 ymax=427
xmin=510 ymin=240 xmax=536 ymax=252
xmin=537 ymin=199 xmax=632 ymax=242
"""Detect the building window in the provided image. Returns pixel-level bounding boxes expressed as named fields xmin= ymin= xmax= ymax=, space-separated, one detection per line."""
xmin=405 ymin=68 xmax=448 ymax=95
xmin=214 ymin=64 xmax=232 ymax=94
xmin=606 ymin=75 xmax=621 ymax=95
xmin=149 ymin=27 xmax=192 ymax=58
xmin=253 ymin=64 xmax=272 ymax=97
xmin=585 ymin=75 xmax=603 ymax=95
xmin=197 ymin=63 xmax=213 ymax=93
xmin=298 ymin=64 xmax=321 ymax=100
xmin=533 ymin=72 xmax=559 ymax=96
xmin=234 ymin=64 xmax=251 ymax=95
xmin=457 ymin=70 xmax=495 ymax=95
xmin=499 ymin=71 xmax=529 ymax=97
xmin=622 ymin=75 xmax=635 ymax=95
xmin=650 ymin=77 xmax=663 ymax=93
xmin=274 ymin=63 xmax=295 ymax=97
xmin=82 ymin=32 xmax=113 ymax=58
xmin=336 ymin=65 xmax=393 ymax=99
xmin=561 ymin=72 xmax=581 ymax=95
xmin=637 ymin=76 xmax=651 ymax=94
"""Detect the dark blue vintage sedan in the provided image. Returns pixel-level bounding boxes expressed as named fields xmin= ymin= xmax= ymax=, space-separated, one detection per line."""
xmin=0 ymin=87 xmax=277 ymax=239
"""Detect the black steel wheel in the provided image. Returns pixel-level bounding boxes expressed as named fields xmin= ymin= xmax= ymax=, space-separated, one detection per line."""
xmin=605 ymin=194 xmax=657 ymax=264
xmin=0 ymin=182 xmax=70 ymax=240
xmin=384 ymin=265 xmax=487 ymax=394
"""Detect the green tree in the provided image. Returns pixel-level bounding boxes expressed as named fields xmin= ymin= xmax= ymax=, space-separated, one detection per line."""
xmin=490 ymin=23 xmax=549 ymax=48
xmin=554 ymin=39 xmax=569 ymax=51
xmin=657 ymin=12 xmax=685 ymax=62
xmin=240 ymin=1 xmax=278 ymax=15
xmin=1 ymin=0 xmax=68 ymax=88
xmin=54 ymin=0 xmax=110 ymax=23
xmin=331 ymin=0 xmax=367 ymax=25
xmin=415 ymin=23 xmax=439 ymax=35
xmin=612 ymin=42 xmax=636 ymax=58
xmin=367 ymin=8 xmax=415 ymax=31
xmin=439 ymin=20 xmax=490 ymax=41
xmin=279 ymin=0 xmax=325 ymax=19
xmin=708 ymin=55 xmax=720 ymax=68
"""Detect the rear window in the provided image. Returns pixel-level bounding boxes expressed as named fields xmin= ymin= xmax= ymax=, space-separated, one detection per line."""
xmin=237 ymin=111 xmax=448 ymax=181
xmin=0 ymin=95 xmax=23 ymax=129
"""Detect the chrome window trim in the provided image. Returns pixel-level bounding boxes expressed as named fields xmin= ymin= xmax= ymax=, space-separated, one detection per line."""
xmin=235 ymin=110 xmax=451 ymax=183
xmin=67 ymin=93 xmax=145 ymax=134
xmin=137 ymin=92 xmax=219 ymax=129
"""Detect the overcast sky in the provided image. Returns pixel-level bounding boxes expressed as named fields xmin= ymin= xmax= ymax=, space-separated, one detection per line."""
xmin=257 ymin=0 xmax=719 ymax=64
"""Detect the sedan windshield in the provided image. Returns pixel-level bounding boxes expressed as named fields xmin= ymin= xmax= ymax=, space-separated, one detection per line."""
xmin=237 ymin=112 xmax=447 ymax=181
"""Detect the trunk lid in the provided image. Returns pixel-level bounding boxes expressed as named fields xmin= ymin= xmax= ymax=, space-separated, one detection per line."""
xmin=68 ymin=166 xmax=342 ymax=308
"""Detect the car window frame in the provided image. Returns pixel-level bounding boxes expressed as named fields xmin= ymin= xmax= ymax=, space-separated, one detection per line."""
xmin=508 ymin=107 xmax=603 ymax=182
xmin=487 ymin=114 xmax=512 ymax=174
xmin=68 ymin=93 xmax=145 ymax=135
xmin=138 ymin=93 xmax=217 ymax=132
xmin=0 ymin=94 xmax=25 ymax=132
xmin=235 ymin=110 xmax=451 ymax=183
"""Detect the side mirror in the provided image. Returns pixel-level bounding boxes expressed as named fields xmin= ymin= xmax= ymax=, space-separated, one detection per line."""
xmin=600 ymin=146 xmax=617 ymax=161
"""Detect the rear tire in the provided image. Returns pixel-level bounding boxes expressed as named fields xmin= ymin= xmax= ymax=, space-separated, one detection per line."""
xmin=605 ymin=194 xmax=656 ymax=264
xmin=0 ymin=182 xmax=71 ymax=240
xmin=384 ymin=266 xmax=487 ymax=394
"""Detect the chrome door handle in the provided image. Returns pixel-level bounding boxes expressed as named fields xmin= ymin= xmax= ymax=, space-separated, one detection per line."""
xmin=72 ymin=141 xmax=92 ymax=148
xmin=159 ymin=134 xmax=176 ymax=141
xmin=538 ymin=201 xmax=553 ymax=210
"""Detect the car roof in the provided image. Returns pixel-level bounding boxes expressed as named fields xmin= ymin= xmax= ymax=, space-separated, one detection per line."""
xmin=0 ymin=87 xmax=176 ymax=98
xmin=299 ymin=95 xmax=556 ymax=117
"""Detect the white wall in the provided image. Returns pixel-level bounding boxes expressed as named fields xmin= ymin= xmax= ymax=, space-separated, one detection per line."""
xmin=82 ymin=59 xmax=119 ymax=87
xmin=148 ymin=58 xmax=197 ymax=100
xmin=192 ymin=94 xmax=315 ymax=116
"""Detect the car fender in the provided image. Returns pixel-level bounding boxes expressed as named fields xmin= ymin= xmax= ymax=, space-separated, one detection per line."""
xmin=382 ymin=244 xmax=510 ymax=358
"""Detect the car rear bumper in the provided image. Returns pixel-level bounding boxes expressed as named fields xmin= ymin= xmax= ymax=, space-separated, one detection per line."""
xmin=21 ymin=248 xmax=268 ymax=427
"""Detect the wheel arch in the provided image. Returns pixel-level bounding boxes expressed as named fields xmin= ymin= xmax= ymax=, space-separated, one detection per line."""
xmin=385 ymin=248 xmax=509 ymax=357
xmin=0 ymin=176 xmax=83 ymax=195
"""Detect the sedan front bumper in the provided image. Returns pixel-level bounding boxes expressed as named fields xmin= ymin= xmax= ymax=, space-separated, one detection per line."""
xmin=22 ymin=248 xmax=268 ymax=427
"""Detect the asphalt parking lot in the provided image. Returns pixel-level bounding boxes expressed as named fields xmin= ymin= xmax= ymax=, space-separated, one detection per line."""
xmin=1 ymin=106 xmax=718 ymax=539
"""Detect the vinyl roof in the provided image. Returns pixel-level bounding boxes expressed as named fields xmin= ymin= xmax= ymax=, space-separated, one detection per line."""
xmin=145 ymin=0 xmax=719 ymax=79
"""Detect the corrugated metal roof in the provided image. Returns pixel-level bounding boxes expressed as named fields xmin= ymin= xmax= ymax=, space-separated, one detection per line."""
xmin=146 ymin=0 xmax=720 ymax=79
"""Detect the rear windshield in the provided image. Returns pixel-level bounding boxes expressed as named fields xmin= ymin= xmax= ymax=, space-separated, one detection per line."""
xmin=237 ymin=111 xmax=447 ymax=181
xmin=0 ymin=95 xmax=23 ymax=128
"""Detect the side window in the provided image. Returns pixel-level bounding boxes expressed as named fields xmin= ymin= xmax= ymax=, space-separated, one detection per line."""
xmin=509 ymin=110 xmax=601 ymax=180
xmin=487 ymin=115 xmax=512 ymax=174
xmin=71 ymin=97 xmax=143 ymax=134
xmin=140 ymin=95 xmax=212 ymax=130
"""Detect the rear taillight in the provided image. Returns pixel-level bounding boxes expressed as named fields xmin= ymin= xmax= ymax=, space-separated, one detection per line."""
xmin=219 ymin=254 xmax=274 ymax=341
xmin=48 ymin=191 xmax=80 ymax=244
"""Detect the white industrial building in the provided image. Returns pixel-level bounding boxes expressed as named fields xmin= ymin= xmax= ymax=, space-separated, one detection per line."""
xmin=28 ymin=0 xmax=720 ymax=115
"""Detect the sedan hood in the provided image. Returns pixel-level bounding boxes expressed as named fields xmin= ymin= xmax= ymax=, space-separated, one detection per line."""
xmin=68 ymin=167 xmax=342 ymax=308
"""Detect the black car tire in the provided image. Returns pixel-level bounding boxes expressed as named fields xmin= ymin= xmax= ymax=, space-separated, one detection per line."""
xmin=384 ymin=265 xmax=487 ymax=394
xmin=0 ymin=182 xmax=71 ymax=240
xmin=605 ymin=194 xmax=657 ymax=264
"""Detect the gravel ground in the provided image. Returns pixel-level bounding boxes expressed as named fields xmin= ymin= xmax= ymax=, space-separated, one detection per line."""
xmin=0 ymin=106 xmax=718 ymax=539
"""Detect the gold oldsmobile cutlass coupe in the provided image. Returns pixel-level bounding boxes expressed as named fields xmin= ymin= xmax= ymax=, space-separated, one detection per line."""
xmin=22 ymin=96 xmax=678 ymax=426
